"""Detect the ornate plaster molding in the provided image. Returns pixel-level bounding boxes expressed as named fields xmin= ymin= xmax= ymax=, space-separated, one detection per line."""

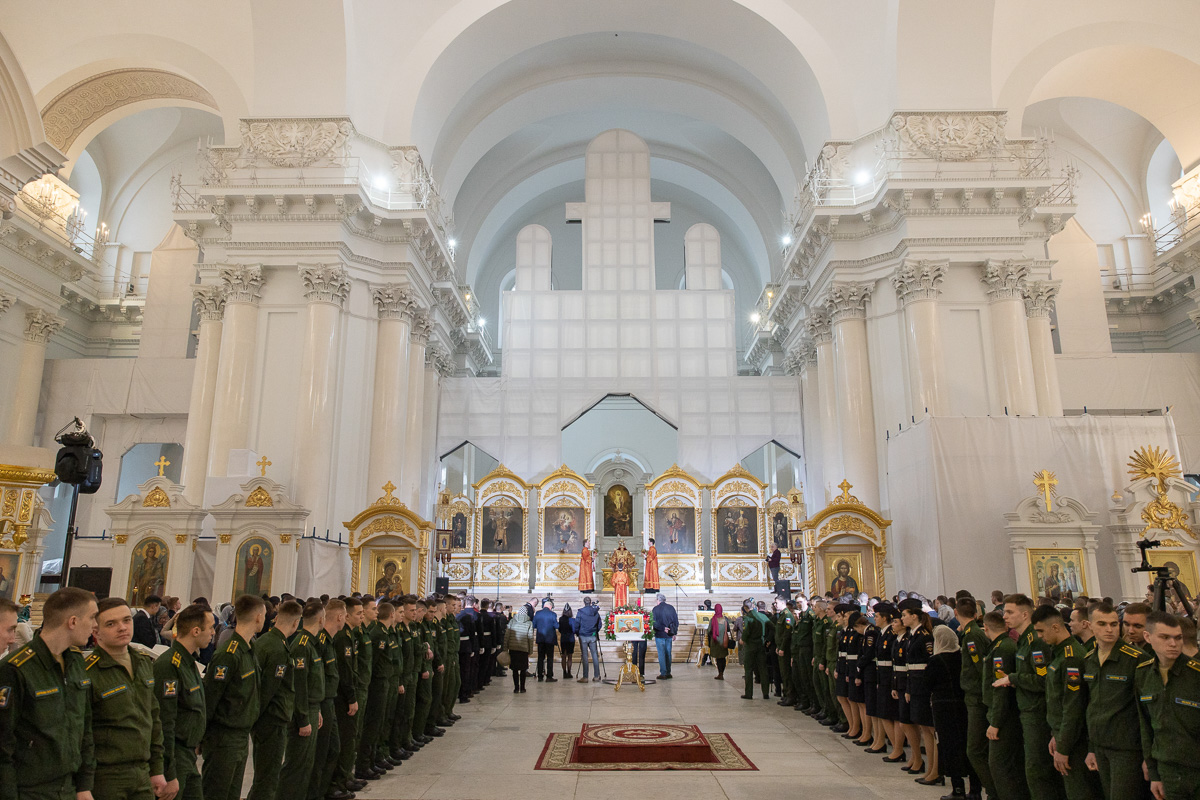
xmin=1023 ymin=280 xmax=1061 ymax=319
xmin=891 ymin=259 xmax=946 ymax=305
xmin=981 ymin=259 xmax=1029 ymax=302
xmin=218 ymin=264 xmax=263 ymax=305
xmin=23 ymin=308 xmax=64 ymax=344
xmin=298 ymin=263 xmax=350 ymax=307
xmin=887 ymin=112 xmax=1006 ymax=162
xmin=825 ymin=281 xmax=874 ymax=323
xmin=0 ymin=291 xmax=14 ymax=317
xmin=372 ymin=284 xmax=415 ymax=320
xmin=41 ymin=69 xmax=218 ymax=152
xmin=239 ymin=119 xmax=354 ymax=168
xmin=409 ymin=309 xmax=433 ymax=345
xmin=803 ymin=308 xmax=832 ymax=345
xmin=192 ymin=285 xmax=226 ymax=322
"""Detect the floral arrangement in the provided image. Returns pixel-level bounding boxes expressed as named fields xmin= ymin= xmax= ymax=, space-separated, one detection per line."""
xmin=603 ymin=605 xmax=654 ymax=640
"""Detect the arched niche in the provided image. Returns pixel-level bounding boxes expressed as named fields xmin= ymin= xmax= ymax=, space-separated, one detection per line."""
xmin=643 ymin=464 xmax=704 ymax=590
xmin=535 ymin=464 xmax=593 ymax=589
xmin=346 ymin=482 xmax=434 ymax=598
xmin=710 ymin=464 xmax=768 ymax=589
xmin=801 ymin=479 xmax=892 ymax=598
xmin=472 ymin=464 xmax=530 ymax=589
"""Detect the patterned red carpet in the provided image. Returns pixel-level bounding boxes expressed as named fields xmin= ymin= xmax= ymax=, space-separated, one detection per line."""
xmin=535 ymin=724 xmax=758 ymax=771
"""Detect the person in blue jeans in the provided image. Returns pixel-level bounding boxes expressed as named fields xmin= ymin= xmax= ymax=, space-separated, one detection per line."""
xmin=652 ymin=593 xmax=679 ymax=679
xmin=575 ymin=597 xmax=602 ymax=682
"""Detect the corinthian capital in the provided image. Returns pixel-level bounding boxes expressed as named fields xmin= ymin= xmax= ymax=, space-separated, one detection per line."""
xmin=825 ymin=281 xmax=874 ymax=323
xmin=372 ymin=284 xmax=415 ymax=320
xmin=409 ymin=309 xmax=433 ymax=344
xmin=803 ymin=309 xmax=832 ymax=345
xmin=299 ymin=263 xmax=351 ymax=307
xmin=892 ymin=259 xmax=947 ymax=305
xmin=24 ymin=308 xmax=64 ymax=343
xmin=981 ymin=259 xmax=1028 ymax=302
xmin=1023 ymin=280 xmax=1061 ymax=319
xmin=0 ymin=291 xmax=15 ymax=317
xmin=219 ymin=264 xmax=264 ymax=305
xmin=193 ymin=285 xmax=226 ymax=321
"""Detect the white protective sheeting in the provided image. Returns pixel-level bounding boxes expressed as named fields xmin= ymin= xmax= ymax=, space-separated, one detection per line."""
xmin=295 ymin=539 xmax=350 ymax=598
xmin=885 ymin=415 xmax=1180 ymax=599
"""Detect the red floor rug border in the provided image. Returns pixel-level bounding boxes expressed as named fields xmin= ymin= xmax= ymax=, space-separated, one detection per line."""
xmin=534 ymin=730 xmax=758 ymax=771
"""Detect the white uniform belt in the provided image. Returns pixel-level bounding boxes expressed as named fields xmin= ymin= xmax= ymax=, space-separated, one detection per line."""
xmin=460 ymin=636 xmax=469 ymax=640
xmin=846 ymin=655 xmax=858 ymax=660
xmin=907 ymin=663 xmax=926 ymax=671
xmin=877 ymin=660 xmax=892 ymax=666
xmin=894 ymin=665 xmax=908 ymax=672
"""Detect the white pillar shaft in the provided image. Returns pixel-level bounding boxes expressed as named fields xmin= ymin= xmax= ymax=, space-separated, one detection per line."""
xmin=401 ymin=339 xmax=427 ymax=507
xmin=1027 ymin=316 xmax=1063 ymax=416
xmin=989 ymin=298 xmax=1038 ymax=415
xmin=181 ymin=318 xmax=222 ymax=504
xmin=418 ymin=366 xmax=441 ymax=515
xmin=366 ymin=317 xmax=411 ymax=496
xmin=207 ymin=301 xmax=259 ymax=476
xmin=903 ymin=299 xmax=946 ymax=416
xmin=815 ymin=339 xmax=841 ymax=503
xmin=5 ymin=338 xmax=49 ymax=445
xmin=833 ymin=317 xmax=879 ymax=508
xmin=799 ymin=365 xmax=822 ymax=499
xmin=292 ymin=301 xmax=342 ymax=534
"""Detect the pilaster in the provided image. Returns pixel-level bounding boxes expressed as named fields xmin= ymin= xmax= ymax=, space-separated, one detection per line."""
xmin=892 ymin=260 xmax=947 ymax=416
xmin=207 ymin=265 xmax=264 ymax=477
xmin=1024 ymin=280 xmax=1063 ymax=417
xmin=982 ymin=259 xmax=1038 ymax=415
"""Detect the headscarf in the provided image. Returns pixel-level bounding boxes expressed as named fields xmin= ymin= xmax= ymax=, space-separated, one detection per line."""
xmin=933 ymin=624 xmax=960 ymax=655
xmin=710 ymin=603 xmax=726 ymax=644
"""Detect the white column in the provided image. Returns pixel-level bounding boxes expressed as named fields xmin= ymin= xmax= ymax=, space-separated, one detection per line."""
xmin=418 ymin=346 xmax=447 ymax=516
xmin=805 ymin=310 xmax=841 ymax=503
xmin=4 ymin=308 xmax=64 ymax=446
xmin=291 ymin=264 xmax=351 ymax=536
xmin=401 ymin=311 xmax=431 ymax=508
xmin=827 ymin=282 xmax=880 ymax=509
xmin=795 ymin=343 xmax=823 ymax=502
xmin=366 ymin=285 xmax=414 ymax=498
xmin=982 ymin=260 xmax=1038 ymax=416
xmin=1024 ymin=281 xmax=1064 ymax=417
xmin=181 ymin=286 xmax=224 ymax=504
xmin=892 ymin=260 xmax=948 ymax=417
xmin=0 ymin=292 xmax=16 ymax=436
xmin=206 ymin=266 xmax=264 ymax=477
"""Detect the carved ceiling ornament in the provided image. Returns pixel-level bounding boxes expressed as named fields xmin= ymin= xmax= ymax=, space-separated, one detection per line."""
xmin=41 ymin=68 xmax=218 ymax=152
xmin=239 ymin=119 xmax=354 ymax=168
xmin=889 ymin=112 xmax=1006 ymax=162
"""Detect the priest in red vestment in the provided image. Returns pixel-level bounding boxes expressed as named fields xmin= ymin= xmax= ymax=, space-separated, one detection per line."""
xmin=643 ymin=539 xmax=660 ymax=592
xmin=612 ymin=564 xmax=630 ymax=608
xmin=578 ymin=540 xmax=595 ymax=592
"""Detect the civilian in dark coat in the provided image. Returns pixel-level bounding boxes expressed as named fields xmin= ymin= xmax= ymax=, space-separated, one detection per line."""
xmin=533 ymin=601 xmax=559 ymax=681
xmin=927 ymin=624 xmax=981 ymax=797
xmin=131 ymin=596 xmax=163 ymax=648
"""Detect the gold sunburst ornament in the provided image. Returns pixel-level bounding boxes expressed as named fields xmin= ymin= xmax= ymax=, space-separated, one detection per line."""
xmin=1127 ymin=445 xmax=1193 ymax=539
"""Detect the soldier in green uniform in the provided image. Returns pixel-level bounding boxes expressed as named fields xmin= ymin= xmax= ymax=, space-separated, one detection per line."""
xmin=352 ymin=597 xmax=377 ymax=782
xmin=310 ymin=599 xmax=348 ymax=800
xmin=811 ymin=600 xmax=837 ymax=724
xmin=1137 ymin=611 xmax=1200 ymax=800
xmin=246 ymin=599 xmax=300 ymax=800
xmin=425 ymin=598 xmax=448 ymax=736
xmin=334 ymin=597 xmax=366 ymax=793
xmin=202 ymin=594 xmax=265 ymax=800
xmin=154 ymin=603 xmax=213 ymax=800
xmin=792 ymin=596 xmax=815 ymax=713
xmin=392 ymin=599 xmax=418 ymax=758
xmin=0 ymin=587 xmax=97 ymax=800
xmin=281 ymin=601 xmax=326 ymax=796
xmin=983 ymin=609 xmax=1030 ymax=800
xmin=441 ymin=596 xmax=463 ymax=725
xmin=358 ymin=602 xmax=396 ymax=776
xmin=86 ymin=597 xmax=166 ymax=800
xmin=1083 ymin=601 xmax=1151 ymax=800
xmin=775 ymin=597 xmax=796 ymax=706
xmin=412 ymin=600 xmax=440 ymax=740
xmin=824 ymin=602 xmax=844 ymax=728
xmin=1034 ymin=603 xmax=1102 ymax=800
xmin=739 ymin=598 xmax=770 ymax=700
xmin=955 ymin=596 xmax=999 ymax=800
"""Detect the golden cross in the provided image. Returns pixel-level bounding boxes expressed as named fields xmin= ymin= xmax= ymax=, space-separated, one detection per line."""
xmin=381 ymin=481 xmax=396 ymax=500
xmin=154 ymin=456 xmax=170 ymax=477
xmin=256 ymin=456 xmax=271 ymax=477
xmin=1033 ymin=469 xmax=1058 ymax=512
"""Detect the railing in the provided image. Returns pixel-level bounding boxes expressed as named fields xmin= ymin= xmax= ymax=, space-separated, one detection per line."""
xmin=16 ymin=183 xmax=111 ymax=265
xmin=1147 ymin=202 xmax=1200 ymax=255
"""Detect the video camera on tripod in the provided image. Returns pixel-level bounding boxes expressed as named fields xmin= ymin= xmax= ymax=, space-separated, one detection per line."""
xmin=50 ymin=417 xmax=104 ymax=585
xmin=1132 ymin=538 xmax=1194 ymax=618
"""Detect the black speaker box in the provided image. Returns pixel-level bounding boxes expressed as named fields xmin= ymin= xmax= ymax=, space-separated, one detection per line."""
xmin=773 ymin=579 xmax=792 ymax=597
xmin=68 ymin=566 xmax=112 ymax=598
xmin=435 ymin=576 xmax=450 ymax=595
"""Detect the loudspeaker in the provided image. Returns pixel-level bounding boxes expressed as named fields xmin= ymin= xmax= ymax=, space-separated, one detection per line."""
xmin=773 ymin=579 xmax=791 ymax=597
xmin=68 ymin=566 xmax=112 ymax=598
xmin=435 ymin=577 xmax=449 ymax=595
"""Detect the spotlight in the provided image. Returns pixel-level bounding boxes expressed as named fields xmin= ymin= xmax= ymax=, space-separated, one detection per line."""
xmin=372 ymin=174 xmax=391 ymax=191
xmin=750 ymin=312 xmax=760 ymax=324
xmin=448 ymin=238 xmax=457 ymax=249
xmin=478 ymin=317 xmax=487 ymax=327
xmin=781 ymin=234 xmax=793 ymax=246
xmin=854 ymin=170 xmax=871 ymax=186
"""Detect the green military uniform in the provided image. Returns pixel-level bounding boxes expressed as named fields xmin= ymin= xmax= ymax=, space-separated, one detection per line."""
xmin=358 ymin=619 xmax=392 ymax=771
xmin=308 ymin=628 xmax=341 ymax=800
xmin=959 ymin=618 xmax=998 ymax=800
xmin=1083 ymin=640 xmax=1151 ymax=800
xmin=823 ymin=616 xmax=842 ymax=722
xmin=775 ymin=608 xmax=795 ymax=704
xmin=984 ymin=631 xmax=1030 ymax=800
xmin=388 ymin=620 xmax=411 ymax=756
xmin=332 ymin=623 xmax=360 ymax=792
xmin=246 ymin=626 xmax=292 ymax=800
xmin=1012 ymin=628 xmax=1066 ymax=800
xmin=1046 ymin=636 xmax=1102 ymax=800
xmin=811 ymin=615 xmax=835 ymax=719
xmin=430 ymin=615 xmax=449 ymax=726
xmin=412 ymin=618 xmax=437 ymax=737
xmin=281 ymin=628 xmax=323 ymax=795
xmin=351 ymin=621 xmax=373 ymax=777
xmin=740 ymin=609 xmax=769 ymax=699
xmin=1137 ymin=653 xmax=1200 ymax=800
xmin=0 ymin=635 xmax=94 ymax=800
xmin=153 ymin=641 xmax=206 ymax=800
xmin=202 ymin=632 xmax=259 ymax=800
xmin=441 ymin=613 xmax=460 ymax=721
xmin=791 ymin=609 xmax=814 ymax=710
xmin=85 ymin=646 xmax=164 ymax=800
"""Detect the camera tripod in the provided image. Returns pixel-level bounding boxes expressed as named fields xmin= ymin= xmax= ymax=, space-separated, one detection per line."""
xmin=1133 ymin=539 xmax=1195 ymax=618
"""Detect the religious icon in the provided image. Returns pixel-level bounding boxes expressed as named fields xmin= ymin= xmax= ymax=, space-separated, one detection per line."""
xmin=1147 ymin=550 xmax=1198 ymax=603
xmin=613 ymin=611 xmax=642 ymax=639
xmin=544 ymin=507 xmax=585 ymax=554
xmin=372 ymin=553 xmax=408 ymax=596
xmin=482 ymin=505 xmax=524 ymax=554
xmin=823 ymin=551 xmax=864 ymax=596
xmin=771 ymin=511 xmax=789 ymax=551
xmin=233 ymin=538 xmax=273 ymax=601
xmin=716 ymin=506 xmax=759 ymax=555
xmin=653 ymin=506 xmax=696 ymax=554
xmin=604 ymin=485 xmax=633 ymax=537
xmin=128 ymin=538 xmax=169 ymax=604
xmin=1026 ymin=549 xmax=1088 ymax=601
xmin=451 ymin=512 xmax=469 ymax=550
xmin=0 ymin=553 xmax=19 ymax=601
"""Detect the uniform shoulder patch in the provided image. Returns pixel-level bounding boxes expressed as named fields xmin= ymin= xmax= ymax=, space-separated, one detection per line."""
xmin=84 ymin=653 xmax=101 ymax=670
xmin=213 ymin=665 xmax=228 ymax=681
xmin=1120 ymin=644 xmax=1143 ymax=659
xmin=1137 ymin=659 xmax=1156 ymax=668
xmin=299 ymin=634 xmax=309 ymax=646
xmin=1064 ymin=644 xmax=1074 ymax=658
xmin=0 ymin=686 xmax=9 ymax=708
xmin=171 ymin=651 xmax=181 ymax=667
xmin=227 ymin=640 xmax=238 ymax=654
xmin=275 ymin=664 xmax=286 ymax=678
xmin=7 ymin=647 xmax=33 ymax=667
xmin=163 ymin=680 xmax=177 ymax=697
xmin=1188 ymin=659 xmax=1200 ymax=674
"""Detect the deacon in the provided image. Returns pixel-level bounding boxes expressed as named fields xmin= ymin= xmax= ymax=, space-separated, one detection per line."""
xmin=154 ymin=603 xmax=214 ymax=800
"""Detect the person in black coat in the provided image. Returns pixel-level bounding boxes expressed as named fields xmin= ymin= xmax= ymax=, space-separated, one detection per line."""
xmin=926 ymin=624 xmax=981 ymax=799
xmin=131 ymin=595 xmax=163 ymax=648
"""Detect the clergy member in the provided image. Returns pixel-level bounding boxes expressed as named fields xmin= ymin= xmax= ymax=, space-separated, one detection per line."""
xmin=578 ymin=539 xmax=595 ymax=593
xmin=612 ymin=564 xmax=630 ymax=608
xmin=643 ymin=539 xmax=660 ymax=593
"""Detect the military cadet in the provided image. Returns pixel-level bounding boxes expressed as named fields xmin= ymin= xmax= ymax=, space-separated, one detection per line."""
xmin=1069 ymin=606 xmax=1095 ymax=649
xmin=1122 ymin=603 xmax=1152 ymax=651
xmin=871 ymin=603 xmax=899 ymax=756
xmin=86 ymin=597 xmax=166 ymax=799
xmin=956 ymin=596 xmax=999 ymax=800
xmin=477 ymin=599 xmax=494 ymax=691
xmin=381 ymin=598 xmax=406 ymax=762
xmin=811 ymin=600 xmax=836 ymax=724
xmin=333 ymin=597 xmax=366 ymax=795
xmin=311 ymin=598 xmax=347 ymax=800
xmin=1034 ymin=604 xmax=1102 ymax=800
xmin=1001 ymin=595 xmax=1065 ymax=800
xmin=202 ymin=594 xmax=265 ymax=800
xmin=792 ymin=596 xmax=815 ymax=714
xmin=358 ymin=602 xmax=396 ymax=777
xmin=0 ymin=587 xmax=97 ymax=799
xmin=280 ymin=601 xmax=326 ymax=796
xmin=1136 ymin=611 xmax=1200 ymax=800
xmin=850 ymin=611 xmax=877 ymax=746
xmin=457 ymin=596 xmax=479 ymax=703
xmin=824 ymin=602 xmax=845 ymax=731
xmin=441 ymin=596 xmax=463 ymax=725
xmin=1082 ymin=601 xmax=1151 ymax=800
xmin=246 ymin=599 xmax=300 ymax=800
xmin=154 ymin=603 xmax=213 ymax=800
xmin=983 ymin=609 xmax=1031 ymax=800
xmin=391 ymin=598 xmax=418 ymax=759
xmin=739 ymin=598 xmax=770 ymax=700
xmin=833 ymin=604 xmax=858 ymax=736
xmin=421 ymin=598 xmax=446 ymax=739
xmin=352 ymin=597 xmax=378 ymax=782
xmin=412 ymin=600 xmax=441 ymax=741
xmin=775 ymin=597 xmax=795 ymax=706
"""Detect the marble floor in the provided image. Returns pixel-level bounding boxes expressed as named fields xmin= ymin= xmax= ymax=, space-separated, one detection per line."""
xmin=340 ymin=663 xmax=955 ymax=800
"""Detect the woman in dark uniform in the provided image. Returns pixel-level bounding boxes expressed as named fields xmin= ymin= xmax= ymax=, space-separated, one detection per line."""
xmin=870 ymin=603 xmax=898 ymax=755
xmin=832 ymin=604 xmax=857 ymax=739
xmin=890 ymin=608 xmax=921 ymax=774
xmin=900 ymin=598 xmax=940 ymax=786
xmin=850 ymin=612 xmax=877 ymax=747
